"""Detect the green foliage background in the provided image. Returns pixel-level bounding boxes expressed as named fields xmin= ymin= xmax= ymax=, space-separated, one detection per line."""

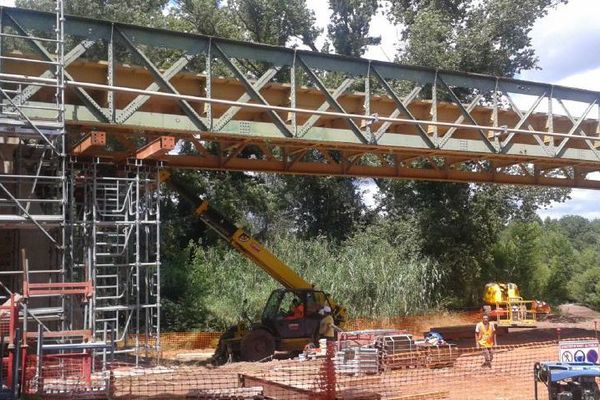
xmin=15 ymin=0 xmax=599 ymax=331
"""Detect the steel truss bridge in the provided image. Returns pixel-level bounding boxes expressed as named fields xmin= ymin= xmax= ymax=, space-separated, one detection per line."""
xmin=1 ymin=7 xmax=600 ymax=189
xmin=0 ymin=3 xmax=600 ymax=378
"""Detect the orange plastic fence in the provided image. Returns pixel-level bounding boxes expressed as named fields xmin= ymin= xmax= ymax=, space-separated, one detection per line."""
xmin=124 ymin=332 xmax=223 ymax=351
xmin=111 ymin=339 xmax=570 ymax=400
xmin=22 ymin=353 xmax=110 ymax=399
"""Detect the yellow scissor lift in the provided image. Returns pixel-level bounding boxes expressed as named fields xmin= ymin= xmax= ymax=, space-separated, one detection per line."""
xmin=494 ymin=297 xmax=537 ymax=327
xmin=484 ymin=283 xmax=537 ymax=327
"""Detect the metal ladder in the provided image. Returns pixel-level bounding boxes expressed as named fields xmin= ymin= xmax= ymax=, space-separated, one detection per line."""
xmin=81 ymin=165 xmax=160 ymax=363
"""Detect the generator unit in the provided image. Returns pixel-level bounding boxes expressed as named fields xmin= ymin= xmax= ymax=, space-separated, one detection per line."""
xmin=534 ymin=362 xmax=600 ymax=400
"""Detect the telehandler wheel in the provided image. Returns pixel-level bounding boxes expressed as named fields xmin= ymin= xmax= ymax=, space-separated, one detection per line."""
xmin=240 ymin=329 xmax=275 ymax=362
xmin=211 ymin=325 xmax=237 ymax=366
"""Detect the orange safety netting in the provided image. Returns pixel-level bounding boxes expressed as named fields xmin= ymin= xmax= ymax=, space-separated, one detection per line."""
xmin=109 ymin=339 xmax=593 ymax=400
xmin=120 ymin=332 xmax=222 ymax=351
xmin=22 ymin=353 xmax=111 ymax=399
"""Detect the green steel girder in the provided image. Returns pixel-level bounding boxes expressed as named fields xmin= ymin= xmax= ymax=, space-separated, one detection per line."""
xmin=16 ymin=103 xmax=599 ymax=164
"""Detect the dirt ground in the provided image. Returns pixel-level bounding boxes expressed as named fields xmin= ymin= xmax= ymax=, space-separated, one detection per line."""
xmin=121 ymin=304 xmax=600 ymax=399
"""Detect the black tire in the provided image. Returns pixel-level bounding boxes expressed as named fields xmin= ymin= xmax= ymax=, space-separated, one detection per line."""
xmin=211 ymin=325 xmax=237 ymax=366
xmin=240 ymin=329 xmax=275 ymax=362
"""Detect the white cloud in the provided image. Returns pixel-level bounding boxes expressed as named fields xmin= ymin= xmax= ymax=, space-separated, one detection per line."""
xmin=538 ymin=188 xmax=600 ymax=220
xmin=0 ymin=0 xmax=15 ymax=6
xmin=557 ymin=67 xmax=600 ymax=92
xmin=521 ymin=0 xmax=600 ymax=82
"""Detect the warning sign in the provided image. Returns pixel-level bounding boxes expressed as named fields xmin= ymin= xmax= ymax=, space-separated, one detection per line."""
xmin=559 ymin=340 xmax=599 ymax=364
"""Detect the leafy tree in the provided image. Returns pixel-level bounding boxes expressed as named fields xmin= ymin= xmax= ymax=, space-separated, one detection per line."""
xmin=327 ymin=0 xmax=381 ymax=57
xmin=171 ymin=0 xmax=240 ymax=38
xmin=16 ymin=0 xmax=170 ymax=27
xmin=389 ymin=0 xmax=568 ymax=75
xmin=492 ymin=221 xmax=547 ymax=297
xmin=229 ymin=0 xmax=320 ymax=48
xmin=280 ymin=176 xmax=366 ymax=241
xmin=556 ymin=215 xmax=600 ymax=252
xmin=539 ymin=228 xmax=576 ymax=303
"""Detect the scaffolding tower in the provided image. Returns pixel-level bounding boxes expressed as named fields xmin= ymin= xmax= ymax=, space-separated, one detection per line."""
xmin=71 ymin=162 xmax=161 ymax=362
xmin=0 ymin=0 xmax=160 ymax=384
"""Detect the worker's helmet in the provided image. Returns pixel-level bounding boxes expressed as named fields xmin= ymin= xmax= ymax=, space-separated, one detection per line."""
xmin=319 ymin=306 xmax=332 ymax=315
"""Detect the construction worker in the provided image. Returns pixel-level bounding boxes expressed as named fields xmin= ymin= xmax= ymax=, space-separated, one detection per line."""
xmin=475 ymin=314 xmax=496 ymax=368
xmin=318 ymin=306 xmax=335 ymax=340
xmin=284 ymin=298 xmax=304 ymax=320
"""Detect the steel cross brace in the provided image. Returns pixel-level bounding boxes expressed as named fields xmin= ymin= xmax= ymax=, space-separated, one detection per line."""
xmin=211 ymin=42 xmax=293 ymax=138
xmin=116 ymin=54 xmax=195 ymax=124
xmin=11 ymin=39 xmax=95 ymax=106
xmin=213 ymin=66 xmax=280 ymax=132
xmin=296 ymin=55 xmax=367 ymax=144
xmin=437 ymin=76 xmax=497 ymax=153
xmin=371 ymin=67 xmax=433 ymax=148
xmin=4 ymin=12 xmax=109 ymax=123
xmin=0 ymin=87 xmax=59 ymax=154
xmin=299 ymin=77 xmax=355 ymax=137
xmin=439 ymin=94 xmax=484 ymax=148
xmin=500 ymin=92 xmax=547 ymax=150
xmin=373 ymin=85 xmax=422 ymax=142
xmin=502 ymin=92 xmax=554 ymax=156
xmin=114 ymin=27 xmax=208 ymax=131
xmin=555 ymin=98 xmax=600 ymax=158
xmin=0 ymin=182 xmax=60 ymax=247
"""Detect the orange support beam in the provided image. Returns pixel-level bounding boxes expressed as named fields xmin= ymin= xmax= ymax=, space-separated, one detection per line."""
xmin=71 ymin=131 xmax=106 ymax=155
xmin=136 ymin=136 xmax=176 ymax=160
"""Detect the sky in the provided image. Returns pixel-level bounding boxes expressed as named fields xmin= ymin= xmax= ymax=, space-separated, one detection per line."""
xmin=0 ymin=0 xmax=597 ymax=219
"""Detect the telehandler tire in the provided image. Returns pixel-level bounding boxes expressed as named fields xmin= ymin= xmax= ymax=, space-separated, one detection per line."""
xmin=240 ymin=329 xmax=275 ymax=362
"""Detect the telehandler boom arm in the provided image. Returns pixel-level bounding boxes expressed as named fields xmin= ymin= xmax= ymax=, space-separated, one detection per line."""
xmin=194 ymin=201 xmax=313 ymax=290
xmin=161 ymin=171 xmax=347 ymax=324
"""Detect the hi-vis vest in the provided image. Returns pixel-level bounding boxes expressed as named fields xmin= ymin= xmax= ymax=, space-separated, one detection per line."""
xmin=477 ymin=322 xmax=495 ymax=348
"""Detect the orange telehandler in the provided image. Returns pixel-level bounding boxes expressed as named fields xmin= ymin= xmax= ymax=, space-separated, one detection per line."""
xmin=162 ymin=171 xmax=347 ymax=364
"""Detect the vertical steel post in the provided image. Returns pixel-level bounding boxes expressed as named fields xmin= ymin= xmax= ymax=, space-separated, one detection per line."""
xmin=35 ymin=324 xmax=43 ymax=393
xmin=364 ymin=61 xmax=372 ymax=142
xmin=102 ymin=321 xmax=107 ymax=371
xmin=155 ymin=170 xmax=161 ymax=364
xmin=0 ymin=334 xmax=4 ymax=388
xmin=430 ymin=71 xmax=438 ymax=141
xmin=205 ymin=39 xmax=212 ymax=130
xmin=134 ymin=167 xmax=141 ymax=366
xmin=12 ymin=328 xmax=20 ymax=397
xmin=291 ymin=51 xmax=297 ymax=137
xmin=108 ymin=24 xmax=115 ymax=123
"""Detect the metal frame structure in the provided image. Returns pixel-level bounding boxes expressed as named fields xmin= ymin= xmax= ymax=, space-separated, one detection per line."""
xmin=0 ymin=3 xmax=161 ymax=384
xmin=0 ymin=0 xmax=67 ymax=341
xmin=71 ymin=161 xmax=160 ymax=363
xmin=0 ymin=7 xmax=597 ymax=188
